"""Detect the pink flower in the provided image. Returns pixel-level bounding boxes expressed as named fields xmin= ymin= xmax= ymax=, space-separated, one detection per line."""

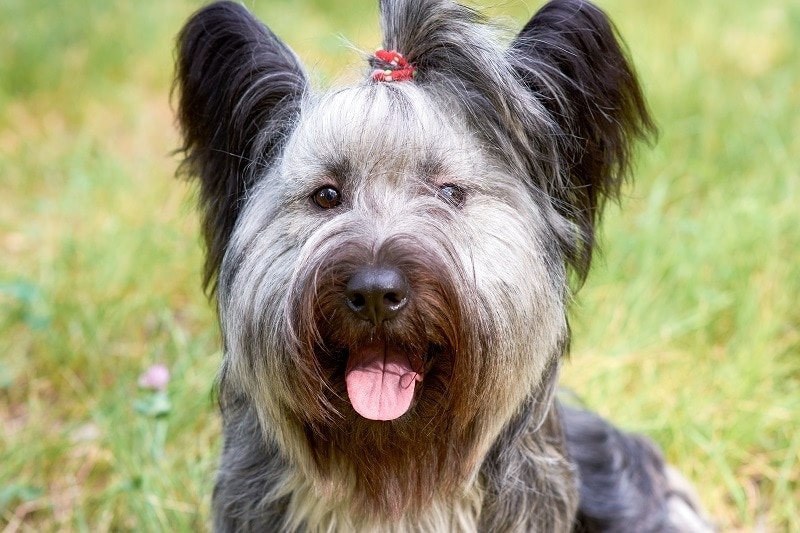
xmin=138 ymin=364 xmax=170 ymax=391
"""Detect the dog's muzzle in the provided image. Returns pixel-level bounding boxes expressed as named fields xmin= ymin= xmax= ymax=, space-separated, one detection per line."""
xmin=343 ymin=266 xmax=423 ymax=421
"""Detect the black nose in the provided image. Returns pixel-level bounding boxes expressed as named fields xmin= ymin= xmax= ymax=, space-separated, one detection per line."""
xmin=345 ymin=267 xmax=409 ymax=325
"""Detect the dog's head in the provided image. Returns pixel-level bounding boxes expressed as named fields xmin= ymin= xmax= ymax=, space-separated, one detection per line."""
xmin=175 ymin=0 xmax=653 ymax=518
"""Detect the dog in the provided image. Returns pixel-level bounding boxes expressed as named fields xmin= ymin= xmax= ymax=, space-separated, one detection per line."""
xmin=174 ymin=0 xmax=712 ymax=530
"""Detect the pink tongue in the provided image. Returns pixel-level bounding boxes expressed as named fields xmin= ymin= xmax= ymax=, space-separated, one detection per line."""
xmin=345 ymin=342 xmax=423 ymax=421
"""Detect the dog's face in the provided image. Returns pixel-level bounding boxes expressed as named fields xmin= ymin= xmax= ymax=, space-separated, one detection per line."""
xmin=216 ymin=84 xmax=568 ymax=515
xmin=175 ymin=0 xmax=653 ymax=520
xmin=224 ymin=83 xmax=566 ymax=416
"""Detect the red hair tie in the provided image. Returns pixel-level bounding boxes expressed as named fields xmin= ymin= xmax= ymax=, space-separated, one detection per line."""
xmin=372 ymin=49 xmax=418 ymax=82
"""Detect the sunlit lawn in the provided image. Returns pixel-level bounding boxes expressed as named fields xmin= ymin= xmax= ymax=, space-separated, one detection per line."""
xmin=1 ymin=0 xmax=798 ymax=530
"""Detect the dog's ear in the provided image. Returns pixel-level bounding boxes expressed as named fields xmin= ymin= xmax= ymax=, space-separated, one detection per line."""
xmin=174 ymin=1 xmax=307 ymax=294
xmin=508 ymin=0 xmax=656 ymax=281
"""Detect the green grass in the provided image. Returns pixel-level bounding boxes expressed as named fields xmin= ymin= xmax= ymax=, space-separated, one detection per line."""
xmin=1 ymin=0 xmax=798 ymax=530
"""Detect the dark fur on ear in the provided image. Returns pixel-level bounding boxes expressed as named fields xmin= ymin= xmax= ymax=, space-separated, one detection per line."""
xmin=174 ymin=1 xmax=307 ymax=293
xmin=509 ymin=0 xmax=657 ymax=281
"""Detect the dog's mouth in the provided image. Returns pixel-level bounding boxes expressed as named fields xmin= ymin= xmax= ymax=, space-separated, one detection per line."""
xmin=345 ymin=339 xmax=425 ymax=421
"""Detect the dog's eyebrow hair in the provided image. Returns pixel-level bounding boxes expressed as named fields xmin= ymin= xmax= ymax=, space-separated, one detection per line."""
xmin=323 ymin=157 xmax=354 ymax=184
xmin=417 ymin=155 xmax=445 ymax=179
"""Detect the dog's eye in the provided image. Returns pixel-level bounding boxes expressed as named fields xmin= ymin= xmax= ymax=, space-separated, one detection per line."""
xmin=312 ymin=186 xmax=342 ymax=209
xmin=437 ymin=183 xmax=466 ymax=208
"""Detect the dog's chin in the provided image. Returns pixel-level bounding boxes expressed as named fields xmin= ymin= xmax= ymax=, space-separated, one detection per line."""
xmin=306 ymin=339 xmax=473 ymax=519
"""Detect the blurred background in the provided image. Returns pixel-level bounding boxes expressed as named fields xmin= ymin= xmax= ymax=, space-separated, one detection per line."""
xmin=1 ymin=0 xmax=798 ymax=530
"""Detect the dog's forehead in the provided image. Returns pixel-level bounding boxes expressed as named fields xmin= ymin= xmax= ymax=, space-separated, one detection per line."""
xmin=282 ymin=84 xmax=480 ymax=185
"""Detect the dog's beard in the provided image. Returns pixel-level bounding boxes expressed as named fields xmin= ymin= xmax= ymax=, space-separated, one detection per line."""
xmin=280 ymin=237 xmax=498 ymax=519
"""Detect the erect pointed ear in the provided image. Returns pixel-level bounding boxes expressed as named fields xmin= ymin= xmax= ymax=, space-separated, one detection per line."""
xmin=174 ymin=1 xmax=307 ymax=294
xmin=508 ymin=0 xmax=656 ymax=281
